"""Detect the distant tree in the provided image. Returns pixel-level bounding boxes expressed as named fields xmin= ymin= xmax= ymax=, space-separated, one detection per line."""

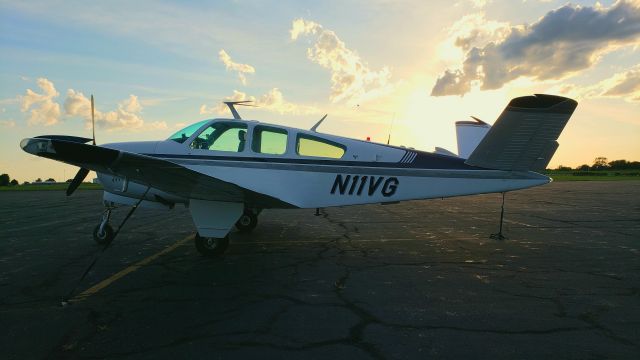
xmin=592 ymin=157 xmax=609 ymax=170
xmin=608 ymin=159 xmax=640 ymax=170
xmin=556 ymin=165 xmax=572 ymax=171
xmin=577 ymin=164 xmax=590 ymax=171
xmin=35 ymin=178 xmax=42 ymax=183
xmin=46 ymin=177 xmax=55 ymax=182
xmin=10 ymin=179 xmax=18 ymax=186
xmin=0 ymin=173 xmax=9 ymax=186
xmin=22 ymin=181 xmax=30 ymax=185
xmin=66 ymin=178 xmax=73 ymax=183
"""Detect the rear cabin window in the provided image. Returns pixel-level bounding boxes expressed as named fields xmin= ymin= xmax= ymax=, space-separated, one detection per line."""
xmin=252 ymin=126 xmax=287 ymax=155
xmin=296 ymin=134 xmax=346 ymax=159
xmin=190 ymin=122 xmax=248 ymax=152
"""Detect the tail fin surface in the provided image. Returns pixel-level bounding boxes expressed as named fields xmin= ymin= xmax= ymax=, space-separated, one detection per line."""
xmin=465 ymin=94 xmax=577 ymax=172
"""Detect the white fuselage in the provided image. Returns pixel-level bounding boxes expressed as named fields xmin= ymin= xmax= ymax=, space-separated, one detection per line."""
xmin=99 ymin=118 xmax=549 ymax=209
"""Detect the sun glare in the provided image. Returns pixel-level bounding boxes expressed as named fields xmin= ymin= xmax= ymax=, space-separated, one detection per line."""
xmin=396 ymin=87 xmax=509 ymax=154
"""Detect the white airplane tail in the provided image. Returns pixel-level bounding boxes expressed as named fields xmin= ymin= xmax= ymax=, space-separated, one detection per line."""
xmin=464 ymin=94 xmax=577 ymax=172
xmin=455 ymin=117 xmax=491 ymax=159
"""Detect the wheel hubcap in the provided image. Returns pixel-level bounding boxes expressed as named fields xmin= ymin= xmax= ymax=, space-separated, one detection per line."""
xmin=204 ymin=237 xmax=218 ymax=249
xmin=239 ymin=215 xmax=251 ymax=226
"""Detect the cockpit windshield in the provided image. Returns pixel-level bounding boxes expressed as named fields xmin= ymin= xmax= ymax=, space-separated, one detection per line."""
xmin=168 ymin=120 xmax=210 ymax=143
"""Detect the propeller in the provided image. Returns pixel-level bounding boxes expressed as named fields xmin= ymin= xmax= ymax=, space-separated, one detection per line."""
xmin=66 ymin=95 xmax=96 ymax=196
xmin=66 ymin=168 xmax=89 ymax=196
xmin=91 ymin=94 xmax=96 ymax=145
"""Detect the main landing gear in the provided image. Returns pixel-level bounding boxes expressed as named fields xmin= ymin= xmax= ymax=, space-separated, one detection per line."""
xmin=193 ymin=208 xmax=260 ymax=257
xmin=92 ymin=201 xmax=259 ymax=258
xmin=235 ymin=209 xmax=259 ymax=233
xmin=194 ymin=234 xmax=230 ymax=257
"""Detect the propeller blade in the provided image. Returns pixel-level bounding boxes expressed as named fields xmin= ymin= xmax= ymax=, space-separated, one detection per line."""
xmin=67 ymin=168 xmax=90 ymax=196
xmin=91 ymin=95 xmax=96 ymax=145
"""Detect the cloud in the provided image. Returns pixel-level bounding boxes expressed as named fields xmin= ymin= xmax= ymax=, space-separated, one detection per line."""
xmin=558 ymin=64 xmax=640 ymax=102
xmin=218 ymin=49 xmax=255 ymax=85
xmin=603 ymin=65 xmax=640 ymax=100
xmin=20 ymin=78 xmax=61 ymax=126
xmin=200 ymin=88 xmax=317 ymax=116
xmin=290 ymin=18 xmax=394 ymax=104
xmin=0 ymin=120 xmax=16 ymax=128
xmin=16 ymin=77 xmax=166 ymax=131
xmin=64 ymin=90 xmax=166 ymax=130
xmin=432 ymin=1 xmax=640 ymax=96
xmin=0 ymin=98 xmax=20 ymax=105
xmin=147 ymin=121 xmax=168 ymax=130
xmin=446 ymin=13 xmax=511 ymax=55
xmin=173 ymin=122 xmax=187 ymax=129
xmin=467 ymin=0 xmax=489 ymax=9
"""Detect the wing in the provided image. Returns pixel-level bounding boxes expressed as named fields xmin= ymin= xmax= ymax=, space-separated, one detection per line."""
xmin=20 ymin=137 xmax=294 ymax=208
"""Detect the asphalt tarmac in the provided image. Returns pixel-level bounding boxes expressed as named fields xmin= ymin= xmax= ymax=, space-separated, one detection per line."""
xmin=1 ymin=181 xmax=639 ymax=359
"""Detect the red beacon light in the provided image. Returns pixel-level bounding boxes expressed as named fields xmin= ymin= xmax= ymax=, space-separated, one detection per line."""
xmin=366 ymin=136 xmax=370 ymax=141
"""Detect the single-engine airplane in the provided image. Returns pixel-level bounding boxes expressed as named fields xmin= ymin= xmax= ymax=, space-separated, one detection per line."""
xmin=20 ymin=94 xmax=577 ymax=257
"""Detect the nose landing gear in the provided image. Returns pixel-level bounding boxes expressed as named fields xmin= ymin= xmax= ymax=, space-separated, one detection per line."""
xmin=93 ymin=207 xmax=115 ymax=244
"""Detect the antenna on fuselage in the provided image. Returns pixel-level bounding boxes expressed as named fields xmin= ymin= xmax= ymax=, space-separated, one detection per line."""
xmin=310 ymin=114 xmax=328 ymax=132
xmin=386 ymin=112 xmax=396 ymax=145
xmin=223 ymin=100 xmax=255 ymax=120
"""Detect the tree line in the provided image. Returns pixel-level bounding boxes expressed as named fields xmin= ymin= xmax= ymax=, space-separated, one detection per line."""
xmin=554 ymin=158 xmax=640 ymax=171
xmin=0 ymin=174 xmax=61 ymax=186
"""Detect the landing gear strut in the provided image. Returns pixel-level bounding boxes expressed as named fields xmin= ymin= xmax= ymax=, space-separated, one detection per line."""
xmin=235 ymin=209 xmax=258 ymax=232
xmin=93 ymin=207 xmax=115 ymax=244
xmin=194 ymin=234 xmax=230 ymax=257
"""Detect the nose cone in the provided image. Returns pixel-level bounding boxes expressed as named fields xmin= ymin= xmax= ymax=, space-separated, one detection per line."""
xmin=20 ymin=138 xmax=54 ymax=156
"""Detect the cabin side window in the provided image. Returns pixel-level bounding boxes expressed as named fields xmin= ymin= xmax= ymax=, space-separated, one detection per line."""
xmin=252 ymin=126 xmax=287 ymax=155
xmin=296 ymin=134 xmax=346 ymax=159
xmin=190 ymin=122 xmax=248 ymax=152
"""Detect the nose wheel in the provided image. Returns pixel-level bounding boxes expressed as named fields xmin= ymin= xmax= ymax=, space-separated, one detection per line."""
xmin=93 ymin=224 xmax=114 ymax=244
xmin=93 ymin=207 xmax=115 ymax=245
xmin=235 ymin=210 xmax=258 ymax=232
xmin=195 ymin=234 xmax=230 ymax=257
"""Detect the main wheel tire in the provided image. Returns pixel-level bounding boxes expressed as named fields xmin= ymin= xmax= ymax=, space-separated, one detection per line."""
xmin=235 ymin=212 xmax=257 ymax=232
xmin=194 ymin=234 xmax=230 ymax=257
xmin=93 ymin=223 xmax=114 ymax=245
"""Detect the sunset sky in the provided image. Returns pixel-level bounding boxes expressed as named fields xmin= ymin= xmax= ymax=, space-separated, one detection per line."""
xmin=1 ymin=0 xmax=639 ymax=182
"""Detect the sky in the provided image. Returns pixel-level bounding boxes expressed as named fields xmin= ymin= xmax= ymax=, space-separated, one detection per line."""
xmin=1 ymin=0 xmax=639 ymax=182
